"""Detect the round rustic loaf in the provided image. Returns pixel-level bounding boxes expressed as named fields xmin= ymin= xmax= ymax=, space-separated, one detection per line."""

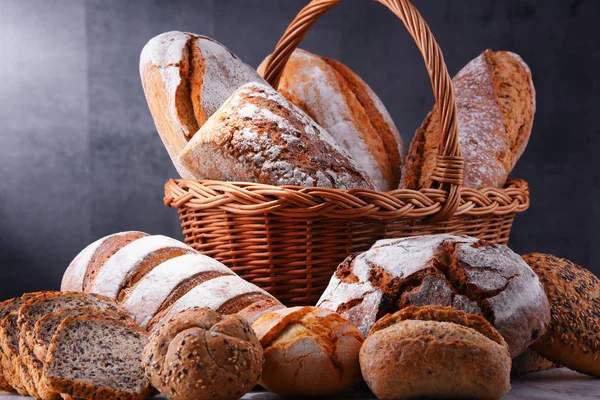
xmin=252 ymin=306 xmax=363 ymax=397
xmin=61 ymin=232 xmax=285 ymax=331
xmin=259 ymin=48 xmax=405 ymax=191
xmin=317 ymin=234 xmax=550 ymax=358
xmin=140 ymin=31 xmax=268 ymax=177
xmin=523 ymin=253 xmax=600 ymax=377
xmin=402 ymin=49 xmax=535 ymax=189
xmin=142 ymin=307 xmax=263 ymax=400
xmin=178 ymin=82 xmax=375 ymax=189
xmin=360 ymin=306 xmax=511 ymax=400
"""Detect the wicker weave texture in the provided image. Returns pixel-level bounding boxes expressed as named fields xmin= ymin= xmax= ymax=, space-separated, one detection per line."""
xmin=164 ymin=0 xmax=531 ymax=306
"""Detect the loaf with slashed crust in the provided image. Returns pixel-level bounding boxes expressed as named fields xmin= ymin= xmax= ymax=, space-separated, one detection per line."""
xmin=140 ymin=31 xmax=267 ymax=177
xmin=360 ymin=306 xmax=511 ymax=400
xmin=259 ymin=49 xmax=405 ymax=191
xmin=402 ymin=50 xmax=535 ymax=189
xmin=179 ymin=82 xmax=375 ymax=189
xmin=61 ymin=232 xmax=285 ymax=332
xmin=41 ymin=315 xmax=151 ymax=400
xmin=317 ymin=234 xmax=550 ymax=358
xmin=252 ymin=306 xmax=363 ymax=397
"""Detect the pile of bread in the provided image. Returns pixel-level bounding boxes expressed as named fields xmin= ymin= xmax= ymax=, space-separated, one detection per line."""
xmin=141 ymin=31 xmax=536 ymax=191
xmin=1 ymin=231 xmax=598 ymax=400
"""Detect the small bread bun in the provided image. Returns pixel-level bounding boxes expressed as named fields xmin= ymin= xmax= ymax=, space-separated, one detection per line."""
xmin=360 ymin=306 xmax=511 ymax=400
xmin=259 ymin=49 xmax=405 ymax=191
xmin=252 ymin=306 xmax=363 ymax=397
xmin=142 ymin=307 xmax=263 ymax=400
xmin=523 ymin=253 xmax=600 ymax=377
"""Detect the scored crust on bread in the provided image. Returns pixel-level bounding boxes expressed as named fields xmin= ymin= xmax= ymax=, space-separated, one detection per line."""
xmin=18 ymin=292 xmax=122 ymax=400
xmin=62 ymin=232 xmax=284 ymax=333
xmin=317 ymin=234 xmax=550 ymax=358
xmin=402 ymin=49 xmax=535 ymax=189
xmin=259 ymin=49 xmax=405 ymax=191
xmin=252 ymin=306 xmax=363 ymax=397
xmin=523 ymin=253 xmax=600 ymax=377
xmin=360 ymin=307 xmax=511 ymax=399
xmin=140 ymin=31 xmax=267 ymax=177
xmin=179 ymin=82 xmax=375 ymax=189
xmin=42 ymin=315 xmax=151 ymax=400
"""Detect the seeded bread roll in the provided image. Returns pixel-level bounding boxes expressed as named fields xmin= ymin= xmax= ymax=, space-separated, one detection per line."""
xmin=402 ymin=50 xmax=535 ymax=189
xmin=360 ymin=306 xmax=511 ymax=400
xmin=62 ymin=232 xmax=285 ymax=332
xmin=42 ymin=315 xmax=151 ymax=400
xmin=317 ymin=234 xmax=550 ymax=358
xmin=140 ymin=31 xmax=267 ymax=177
xmin=252 ymin=306 xmax=363 ymax=397
xmin=143 ymin=307 xmax=263 ymax=400
xmin=523 ymin=253 xmax=600 ymax=377
xmin=179 ymin=82 xmax=374 ymax=189
xmin=259 ymin=49 xmax=405 ymax=191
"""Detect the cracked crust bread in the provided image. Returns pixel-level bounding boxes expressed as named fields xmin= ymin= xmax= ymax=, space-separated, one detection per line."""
xmin=140 ymin=31 xmax=267 ymax=177
xmin=61 ymin=232 xmax=285 ymax=332
xmin=317 ymin=234 xmax=550 ymax=358
xmin=251 ymin=306 xmax=363 ymax=397
xmin=523 ymin=253 xmax=600 ymax=377
xmin=402 ymin=50 xmax=535 ymax=189
xmin=142 ymin=307 xmax=263 ymax=400
xmin=178 ymin=82 xmax=375 ymax=189
xmin=41 ymin=315 xmax=151 ymax=400
xmin=360 ymin=306 xmax=511 ymax=400
xmin=259 ymin=48 xmax=405 ymax=191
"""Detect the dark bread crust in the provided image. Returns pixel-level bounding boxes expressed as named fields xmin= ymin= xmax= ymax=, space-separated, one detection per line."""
xmin=402 ymin=49 xmax=535 ymax=189
xmin=511 ymin=348 xmax=558 ymax=376
xmin=523 ymin=253 xmax=600 ymax=377
xmin=43 ymin=315 xmax=151 ymax=400
xmin=143 ymin=307 xmax=262 ymax=400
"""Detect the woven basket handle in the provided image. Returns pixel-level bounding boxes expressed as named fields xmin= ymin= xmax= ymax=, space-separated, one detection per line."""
xmin=260 ymin=0 xmax=463 ymax=220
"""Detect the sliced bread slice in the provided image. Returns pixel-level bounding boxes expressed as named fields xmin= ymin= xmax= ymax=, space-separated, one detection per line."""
xmin=18 ymin=292 xmax=122 ymax=400
xmin=42 ymin=315 xmax=151 ymax=400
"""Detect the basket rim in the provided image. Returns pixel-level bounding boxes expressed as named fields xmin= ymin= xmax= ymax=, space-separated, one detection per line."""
xmin=164 ymin=178 xmax=529 ymax=221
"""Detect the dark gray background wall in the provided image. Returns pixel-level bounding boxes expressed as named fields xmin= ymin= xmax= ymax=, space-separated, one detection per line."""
xmin=1 ymin=0 xmax=598 ymax=299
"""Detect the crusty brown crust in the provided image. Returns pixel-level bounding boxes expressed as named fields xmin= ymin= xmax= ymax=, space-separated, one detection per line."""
xmin=179 ymin=82 xmax=375 ymax=189
xmin=360 ymin=317 xmax=511 ymax=399
xmin=252 ymin=306 xmax=363 ymax=397
xmin=523 ymin=253 xmax=600 ymax=377
xmin=511 ymin=348 xmax=558 ymax=376
xmin=42 ymin=315 xmax=151 ymax=400
xmin=371 ymin=305 xmax=507 ymax=346
xmin=402 ymin=49 xmax=535 ymax=189
xmin=143 ymin=307 xmax=262 ymax=400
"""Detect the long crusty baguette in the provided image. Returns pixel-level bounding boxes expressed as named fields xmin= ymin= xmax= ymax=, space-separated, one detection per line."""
xmin=140 ymin=31 xmax=267 ymax=177
xmin=402 ymin=49 xmax=535 ymax=189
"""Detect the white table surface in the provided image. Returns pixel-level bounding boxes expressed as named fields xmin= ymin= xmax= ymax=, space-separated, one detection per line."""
xmin=1 ymin=368 xmax=598 ymax=399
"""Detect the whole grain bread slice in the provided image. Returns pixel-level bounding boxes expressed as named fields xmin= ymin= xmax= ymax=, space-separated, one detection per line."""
xmin=32 ymin=307 xmax=134 ymax=400
xmin=18 ymin=292 xmax=122 ymax=400
xmin=42 ymin=315 xmax=151 ymax=400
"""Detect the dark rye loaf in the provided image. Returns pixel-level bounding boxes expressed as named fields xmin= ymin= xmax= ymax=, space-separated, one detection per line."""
xmin=42 ymin=315 xmax=151 ymax=400
xmin=317 ymin=234 xmax=550 ymax=358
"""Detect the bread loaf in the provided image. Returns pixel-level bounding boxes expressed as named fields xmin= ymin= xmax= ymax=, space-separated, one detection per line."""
xmin=523 ymin=253 xmax=600 ymax=377
xmin=143 ymin=307 xmax=263 ymax=400
xmin=140 ymin=31 xmax=267 ymax=177
xmin=317 ymin=234 xmax=550 ymax=358
xmin=511 ymin=348 xmax=557 ymax=376
xmin=259 ymin=49 xmax=405 ymax=190
xmin=42 ymin=315 xmax=151 ymax=400
xmin=179 ymin=82 xmax=375 ymax=189
xmin=360 ymin=306 xmax=511 ymax=399
xmin=61 ymin=232 xmax=285 ymax=331
xmin=402 ymin=50 xmax=535 ymax=189
xmin=252 ymin=306 xmax=363 ymax=397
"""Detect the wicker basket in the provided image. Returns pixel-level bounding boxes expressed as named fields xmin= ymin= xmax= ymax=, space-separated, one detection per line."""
xmin=164 ymin=0 xmax=530 ymax=306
